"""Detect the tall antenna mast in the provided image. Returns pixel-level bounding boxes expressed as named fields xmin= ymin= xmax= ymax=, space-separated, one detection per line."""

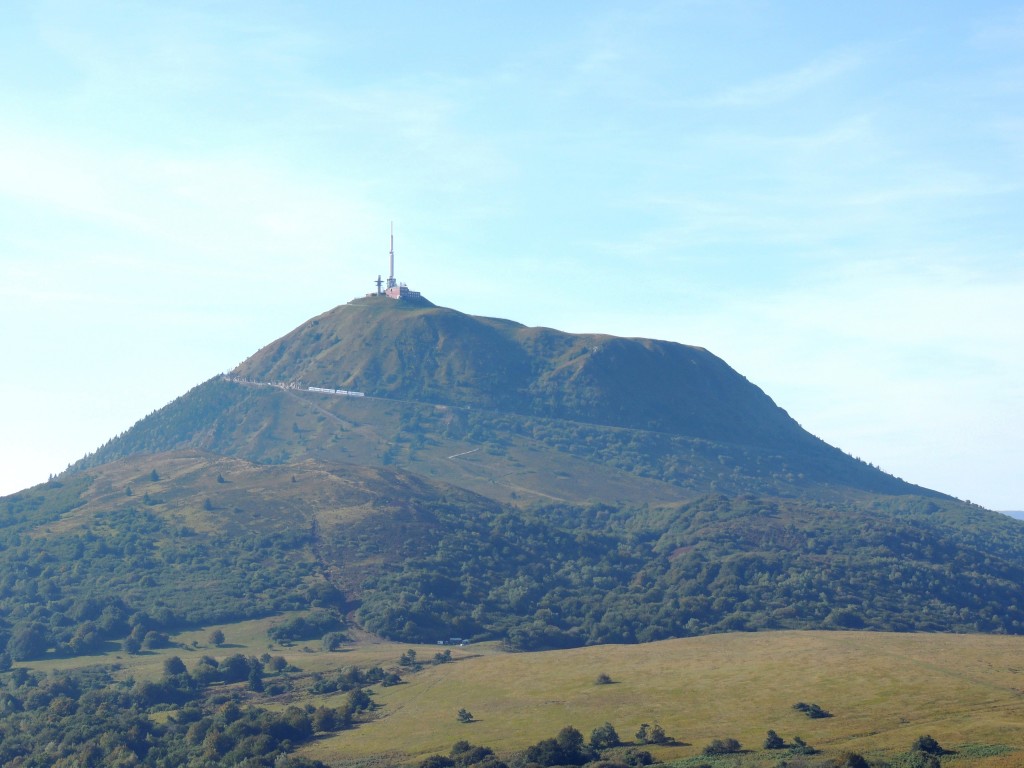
xmin=387 ymin=221 xmax=397 ymax=289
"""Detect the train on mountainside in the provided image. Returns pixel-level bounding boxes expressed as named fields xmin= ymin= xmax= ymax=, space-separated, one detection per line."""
xmin=307 ymin=386 xmax=365 ymax=397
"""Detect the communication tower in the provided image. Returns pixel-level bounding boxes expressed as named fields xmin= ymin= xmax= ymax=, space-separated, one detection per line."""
xmin=386 ymin=222 xmax=397 ymax=292
xmin=370 ymin=222 xmax=421 ymax=300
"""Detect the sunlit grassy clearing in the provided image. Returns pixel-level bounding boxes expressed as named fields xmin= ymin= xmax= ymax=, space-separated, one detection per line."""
xmin=299 ymin=631 xmax=1024 ymax=765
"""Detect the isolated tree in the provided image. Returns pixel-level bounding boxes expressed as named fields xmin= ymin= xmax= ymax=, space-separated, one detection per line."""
xmin=595 ymin=672 xmax=613 ymax=685
xmin=149 ymin=469 xmax=160 ymax=481
xmin=457 ymin=708 xmax=474 ymax=723
xmin=208 ymin=628 xmax=225 ymax=646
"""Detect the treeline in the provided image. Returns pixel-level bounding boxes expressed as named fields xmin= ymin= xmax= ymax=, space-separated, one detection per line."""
xmin=420 ymin=725 xmax=950 ymax=768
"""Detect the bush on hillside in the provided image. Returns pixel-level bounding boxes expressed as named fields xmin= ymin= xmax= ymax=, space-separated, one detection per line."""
xmin=702 ymin=737 xmax=742 ymax=755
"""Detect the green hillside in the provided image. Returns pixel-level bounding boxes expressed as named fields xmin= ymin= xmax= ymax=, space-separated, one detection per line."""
xmin=5 ymin=451 xmax=1023 ymax=662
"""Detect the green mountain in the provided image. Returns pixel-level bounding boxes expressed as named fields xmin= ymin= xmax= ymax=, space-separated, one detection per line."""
xmin=5 ymin=296 xmax=1024 ymax=660
xmin=77 ymin=297 xmax=931 ymax=503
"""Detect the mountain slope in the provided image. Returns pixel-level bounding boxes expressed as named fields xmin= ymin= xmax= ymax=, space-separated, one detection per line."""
xmin=4 ymin=453 xmax=1023 ymax=658
xmin=76 ymin=297 xmax=933 ymax=502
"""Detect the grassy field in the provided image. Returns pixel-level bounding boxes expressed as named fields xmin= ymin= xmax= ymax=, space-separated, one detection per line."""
xmin=294 ymin=630 xmax=1024 ymax=767
xmin=19 ymin=626 xmax=1024 ymax=767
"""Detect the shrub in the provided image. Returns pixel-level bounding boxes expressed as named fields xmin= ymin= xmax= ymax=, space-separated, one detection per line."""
xmin=589 ymin=722 xmax=621 ymax=749
xmin=702 ymin=737 xmax=742 ymax=755
xmin=793 ymin=701 xmax=832 ymax=718
xmin=790 ymin=736 xmax=817 ymax=755
xmin=267 ymin=611 xmax=342 ymax=643
xmin=322 ymin=631 xmax=346 ymax=651
xmin=525 ymin=726 xmax=594 ymax=766
xmin=163 ymin=656 xmax=187 ymax=677
xmin=912 ymin=734 xmax=943 ymax=755
xmin=621 ymin=749 xmax=653 ymax=766
xmin=891 ymin=753 xmax=941 ymax=768
xmin=635 ymin=723 xmax=667 ymax=744
xmin=829 ymin=752 xmax=870 ymax=768
xmin=763 ymin=729 xmax=785 ymax=749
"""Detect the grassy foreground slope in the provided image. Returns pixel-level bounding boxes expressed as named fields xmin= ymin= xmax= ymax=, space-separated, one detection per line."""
xmin=299 ymin=631 xmax=1024 ymax=767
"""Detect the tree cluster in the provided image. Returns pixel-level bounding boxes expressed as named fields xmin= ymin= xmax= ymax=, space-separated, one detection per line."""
xmin=0 ymin=653 xmax=369 ymax=767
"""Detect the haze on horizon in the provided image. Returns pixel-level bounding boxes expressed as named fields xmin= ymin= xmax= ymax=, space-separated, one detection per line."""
xmin=1 ymin=1 xmax=1022 ymax=510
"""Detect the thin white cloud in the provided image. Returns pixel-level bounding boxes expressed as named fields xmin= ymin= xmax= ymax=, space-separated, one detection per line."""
xmin=710 ymin=51 xmax=862 ymax=107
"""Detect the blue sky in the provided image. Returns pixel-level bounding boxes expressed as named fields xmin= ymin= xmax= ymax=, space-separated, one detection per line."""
xmin=2 ymin=1 xmax=1022 ymax=509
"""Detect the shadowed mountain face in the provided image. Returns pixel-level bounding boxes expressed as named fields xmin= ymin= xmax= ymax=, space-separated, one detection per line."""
xmin=16 ymin=295 xmax=1021 ymax=656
